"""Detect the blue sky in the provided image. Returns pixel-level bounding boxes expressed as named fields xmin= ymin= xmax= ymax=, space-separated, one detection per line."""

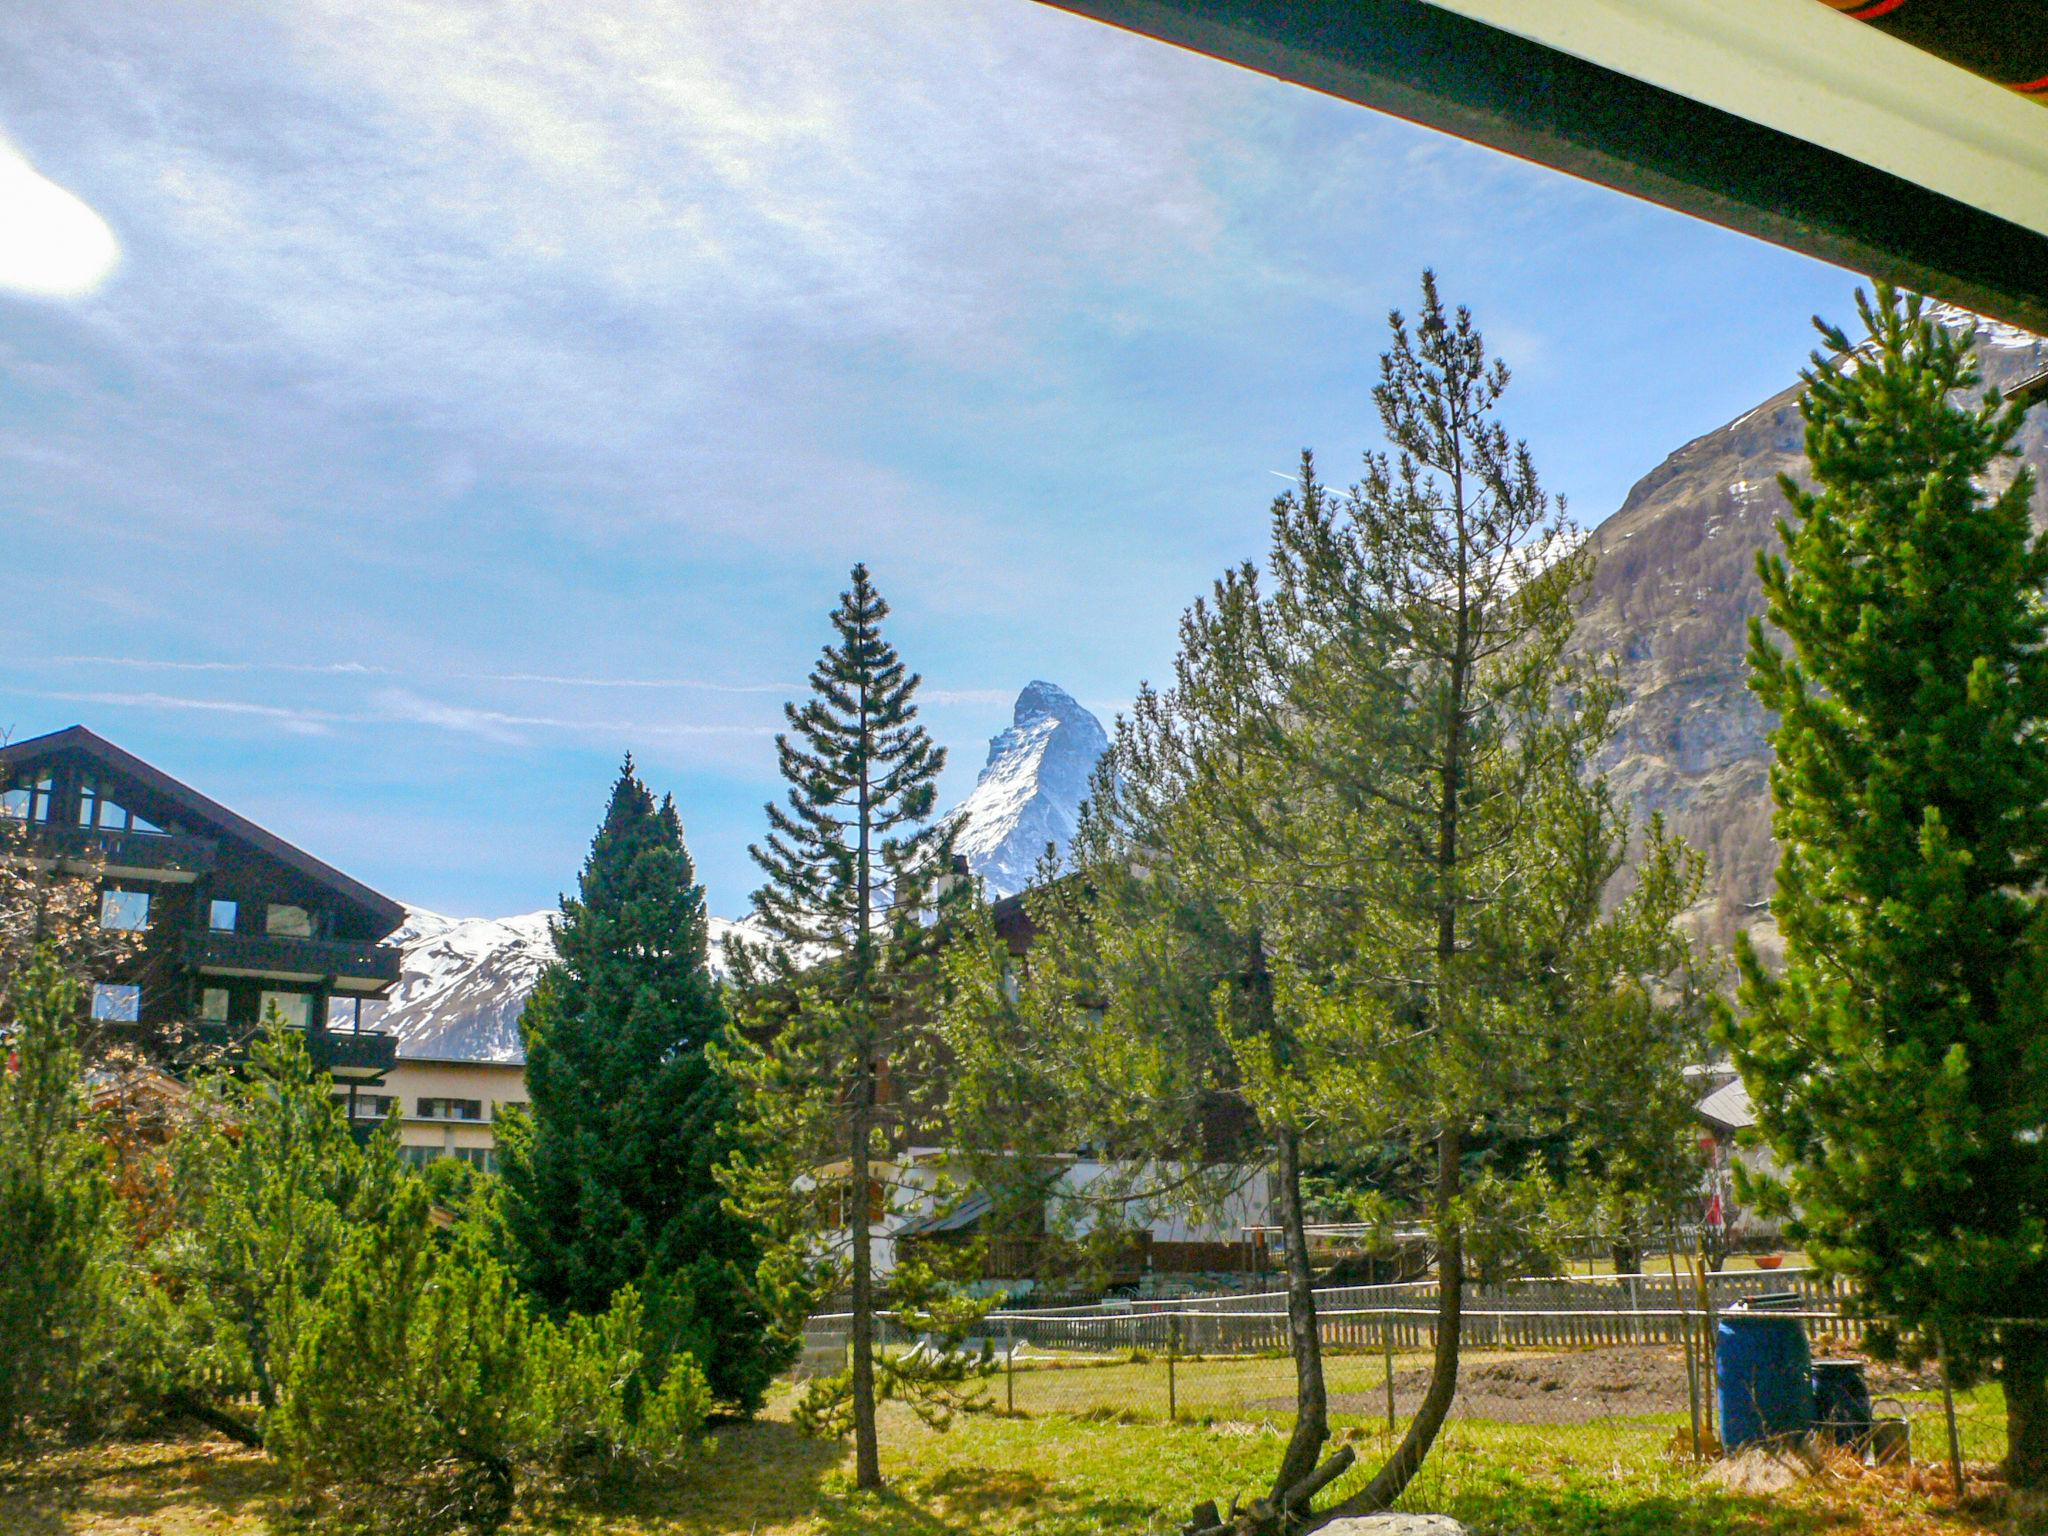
xmin=0 ymin=1 xmax=1856 ymax=920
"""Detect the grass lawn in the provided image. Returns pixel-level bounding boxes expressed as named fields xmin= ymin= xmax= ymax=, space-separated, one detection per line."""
xmin=3 ymin=1391 xmax=2038 ymax=1536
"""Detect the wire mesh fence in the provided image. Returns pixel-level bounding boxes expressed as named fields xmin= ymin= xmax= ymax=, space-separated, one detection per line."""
xmin=801 ymin=1273 xmax=2026 ymax=1475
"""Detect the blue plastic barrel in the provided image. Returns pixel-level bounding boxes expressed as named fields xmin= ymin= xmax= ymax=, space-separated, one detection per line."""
xmin=1717 ymin=1294 xmax=1814 ymax=1450
xmin=1810 ymin=1359 xmax=1872 ymax=1447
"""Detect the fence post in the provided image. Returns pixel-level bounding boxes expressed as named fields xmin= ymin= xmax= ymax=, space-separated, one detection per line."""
xmin=1383 ymin=1309 xmax=1396 ymax=1436
xmin=1006 ymin=1336 xmax=1016 ymax=1415
xmin=1937 ymin=1326 xmax=1965 ymax=1496
xmin=1168 ymin=1313 xmax=1180 ymax=1423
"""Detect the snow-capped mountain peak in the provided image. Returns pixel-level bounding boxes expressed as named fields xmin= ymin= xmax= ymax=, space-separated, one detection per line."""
xmin=947 ymin=681 xmax=1108 ymax=898
xmin=374 ymin=906 xmax=767 ymax=1064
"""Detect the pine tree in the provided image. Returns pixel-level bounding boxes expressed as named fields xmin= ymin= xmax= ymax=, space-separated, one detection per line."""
xmin=1731 ymin=287 xmax=2048 ymax=1489
xmin=943 ymin=276 xmax=1708 ymax=1526
xmin=500 ymin=759 xmax=787 ymax=1414
xmin=0 ymin=949 xmax=118 ymax=1439
xmin=720 ymin=563 xmax=973 ymax=1492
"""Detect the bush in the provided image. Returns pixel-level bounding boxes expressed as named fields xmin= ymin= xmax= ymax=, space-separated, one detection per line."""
xmin=0 ymin=952 xmax=119 ymax=1439
xmin=276 ymin=1189 xmax=709 ymax=1533
xmin=520 ymin=1286 xmax=712 ymax=1490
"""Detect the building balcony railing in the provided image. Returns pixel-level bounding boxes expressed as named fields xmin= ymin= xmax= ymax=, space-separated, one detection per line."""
xmin=191 ymin=1018 xmax=398 ymax=1079
xmin=309 ymin=1028 xmax=399 ymax=1078
xmin=181 ymin=929 xmax=403 ymax=985
xmin=5 ymin=821 xmax=219 ymax=876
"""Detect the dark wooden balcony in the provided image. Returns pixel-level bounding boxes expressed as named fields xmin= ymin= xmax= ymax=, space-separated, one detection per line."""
xmin=181 ymin=929 xmax=403 ymax=985
xmin=8 ymin=821 xmax=218 ymax=876
xmin=308 ymin=1027 xmax=399 ymax=1078
xmin=190 ymin=1018 xmax=397 ymax=1079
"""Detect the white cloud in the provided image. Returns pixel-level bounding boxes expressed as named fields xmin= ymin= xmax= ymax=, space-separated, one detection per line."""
xmin=0 ymin=135 xmax=118 ymax=297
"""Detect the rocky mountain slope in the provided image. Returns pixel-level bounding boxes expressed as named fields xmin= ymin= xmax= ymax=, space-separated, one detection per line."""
xmin=948 ymin=680 xmax=1109 ymax=898
xmin=374 ymin=907 xmax=766 ymax=1063
xmin=1579 ymin=306 xmax=2048 ymax=952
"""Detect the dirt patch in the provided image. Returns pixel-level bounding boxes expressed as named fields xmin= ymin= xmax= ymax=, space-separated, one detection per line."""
xmin=1260 ymin=1345 xmax=1697 ymax=1426
xmin=1299 ymin=1342 xmax=1942 ymax=1427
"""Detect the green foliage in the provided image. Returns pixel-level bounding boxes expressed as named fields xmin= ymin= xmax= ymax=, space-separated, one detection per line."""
xmin=155 ymin=1011 xmax=379 ymax=1418
xmin=942 ymin=274 xmax=1710 ymax=1516
xmin=0 ymin=949 xmax=120 ymax=1438
xmin=791 ymin=1246 xmax=997 ymax=1438
xmin=275 ymin=1176 xmax=711 ymax=1533
xmin=520 ymin=1285 xmax=713 ymax=1487
xmin=271 ymin=1171 xmax=526 ymax=1533
xmin=501 ymin=755 xmax=787 ymax=1414
xmin=719 ymin=563 xmax=986 ymax=1489
xmin=1730 ymin=287 xmax=2048 ymax=1485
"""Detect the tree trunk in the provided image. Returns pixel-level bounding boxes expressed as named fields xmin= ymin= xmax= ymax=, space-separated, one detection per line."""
xmin=166 ymin=1387 xmax=262 ymax=1448
xmin=848 ymin=620 xmax=884 ymax=1492
xmin=1270 ymin=1125 xmax=1329 ymax=1498
xmin=2005 ymin=1326 xmax=2048 ymax=1491
xmin=1315 ymin=1123 xmax=1464 ymax=1524
xmin=848 ymin=1076 xmax=881 ymax=1491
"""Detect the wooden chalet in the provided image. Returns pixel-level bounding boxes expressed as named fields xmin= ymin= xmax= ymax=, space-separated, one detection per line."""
xmin=0 ymin=725 xmax=405 ymax=1084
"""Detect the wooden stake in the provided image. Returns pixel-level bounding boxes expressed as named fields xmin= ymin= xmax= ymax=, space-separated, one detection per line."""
xmin=1668 ymin=1225 xmax=1703 ymax=1458
xmin=1937 ymin=1326 xmax=1965 ymax=1497
xmin=1383 ymin=1309 xmax=1396 ymax=1436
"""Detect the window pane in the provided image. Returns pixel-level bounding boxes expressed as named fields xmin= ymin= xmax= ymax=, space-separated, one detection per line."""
xmin=266 ymin=904 xmax=314 ymax=939
xmin=200 ymin=988 xmax=230 ymax=1022
xmin=260 ymin=991 xmax=310 ymax=1030
xmin=0 ymin=788 xmax=27 ymax=820
xmin=130 ymin=811 xmax=164 ymax=834
xmin=77 ymin=782 xmax=97 ymax=826
xmin=91 ymin=983 xmax=140 ymax=1022
xmin=209 ymin=900 xmax=238 ymax=932
xmin=99 ymin=890 xmax=151 ymax=932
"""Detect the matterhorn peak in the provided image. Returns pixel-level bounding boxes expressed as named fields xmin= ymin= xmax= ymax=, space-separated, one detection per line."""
xmin=946 ymin=681 xmax=1109 ymax=899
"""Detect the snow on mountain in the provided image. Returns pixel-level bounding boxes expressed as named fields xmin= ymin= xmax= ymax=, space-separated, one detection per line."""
xmin=948 ymin=681 xmax=1109 ymax=898
xmin=374 ymin=681 xmax=1108 ymax=1060
xmin=373 ymin=906 xmax=768 ymax=1065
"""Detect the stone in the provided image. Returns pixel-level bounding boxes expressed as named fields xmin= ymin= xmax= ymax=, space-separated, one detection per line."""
xmin=1314 ymin=1517 xmax=1468 ymax=1536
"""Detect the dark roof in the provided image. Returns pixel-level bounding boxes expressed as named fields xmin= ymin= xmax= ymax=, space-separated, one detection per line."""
xmin=0 ymin=725 xmax=406 ymax=935
xmin=1043 ymin=1 xmax=2048 ymax=336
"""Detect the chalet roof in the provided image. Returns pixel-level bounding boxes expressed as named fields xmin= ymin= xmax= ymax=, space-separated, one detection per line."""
xmin=0 ymin=725 xmax=406 ymax=936
xmin=1696 ymin=1077 xmax=1757 ymax=1134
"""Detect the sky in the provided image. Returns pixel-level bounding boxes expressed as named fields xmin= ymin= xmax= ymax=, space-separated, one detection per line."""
xmin=0 ymin=0 xmax=1859 ymax=921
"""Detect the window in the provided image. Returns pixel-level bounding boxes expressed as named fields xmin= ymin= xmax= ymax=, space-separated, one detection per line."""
xmin=266 ymin=904 xmax=314 ymax=939
xmin=99 ymin=889 xmax=151 ymax=932
xmin=417 ymin=1097 xmax=484 ymax=1122
xmin=452 ymin=1147 xmax=495 ymax=1171
xmin=209 ymin=900 xmax=239 ymax=933
xmin=328 ymin=996 xmax=363 ymax=1030
xmin=259 ymin=990 xmax=311 ymax=1030
xmin=1 ymin=774 xmax=52 ymax=823
xmin=199 ymin=988 xmax=230 ymax=1023
xmin=91 ymin=983 xmax=140 ymax=1022
xmin=333 ymin=1092 xmax=396 ymax=1120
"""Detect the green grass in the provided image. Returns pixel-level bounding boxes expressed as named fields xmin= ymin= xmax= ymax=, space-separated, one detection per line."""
xmin=0 ymin=1375 xmax=2026 ymax=1536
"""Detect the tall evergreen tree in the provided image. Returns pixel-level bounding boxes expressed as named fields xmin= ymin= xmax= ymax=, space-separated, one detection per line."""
xmin=720 ymin=563 xmax=971 ymax=1492
xmin=944 ymin=277 xmax=1710 ymax=1526
xmin=1731 ymin=288 xmax=2048 ymax=1489
xmin=501 ymin=759 xmax=786 ymax=1414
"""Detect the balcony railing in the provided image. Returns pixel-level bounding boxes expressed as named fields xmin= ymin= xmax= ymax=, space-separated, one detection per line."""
xmin=5 ymin=821 xmax=218 ymax=875
xmin=308 ymin=1028 xmax=399 ymax=1077
xmin=190 ymin=1019 xmax=398 ymax=1079
xmin=182 ymin=930 xmax=403 ymax=985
